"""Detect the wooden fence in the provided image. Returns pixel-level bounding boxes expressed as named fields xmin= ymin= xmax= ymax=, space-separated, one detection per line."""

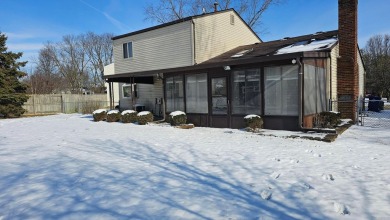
xmin=23 ymin=94 xmax=109 ymax=115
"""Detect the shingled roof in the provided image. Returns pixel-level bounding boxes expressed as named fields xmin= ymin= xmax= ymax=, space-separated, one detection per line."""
xmin=201 ymin=30 xmax=339 ymax=65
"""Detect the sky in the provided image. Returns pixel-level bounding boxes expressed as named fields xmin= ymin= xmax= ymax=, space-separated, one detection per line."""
xmin=1 ymin=0 xmax=389 ymax=71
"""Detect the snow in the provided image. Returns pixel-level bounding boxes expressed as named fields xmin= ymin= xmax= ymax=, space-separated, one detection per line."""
xmin=0 ymin=114 xmax=389 ymax=219
xmin=121 ymin=110 xmax=137 ymax=115
xmin=107 ymin=110 xmax=119 ymax=115
xmin=137 ymin=111 xmax=151 ymax=116
xmin=276 ymin=38 xmax=338 ymax=54
xmin=244 ymin=114 xmax=261 ymax=119
xmin=92 ymin=109 xmax=106 ymax=114
xmin=169 ymin=111 xmax=186 ymax=116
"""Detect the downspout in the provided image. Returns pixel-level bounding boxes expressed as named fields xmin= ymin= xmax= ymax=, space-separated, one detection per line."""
xmin=297 ymin=57 xmax=304 ymax=130
xmin=191 ymin=20 xmax=196 ymax=65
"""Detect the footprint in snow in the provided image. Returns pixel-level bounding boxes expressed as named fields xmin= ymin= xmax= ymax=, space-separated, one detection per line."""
xmin=333 ymin=202 xmax=349 ymax=215
xmin=322 ymin=174 xmax=335 ymax=181
xmin=313 ymin=153 xmax=322 ymax=157
xmin=260 ymin=189 xmax=272 ymax=200
xmin=305 ymin=149 xmax=313 ymax=153
xmin=270 ymin=172 xmax=281 ymax=179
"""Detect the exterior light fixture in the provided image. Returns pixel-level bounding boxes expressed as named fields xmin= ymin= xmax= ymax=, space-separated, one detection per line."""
xmin=223 ymin=65 xmax=231 ymax=71
xmin=292 ymin=59 xmax=297 ymax=64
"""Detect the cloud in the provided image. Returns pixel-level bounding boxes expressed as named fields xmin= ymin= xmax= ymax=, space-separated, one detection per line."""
xmin=7 ymin=43 xmax=43 ymax=51
xmin=79 ymin=0 xmax=130 ymax=33
xmin=4 ymin=32 xmax=35 ymax=40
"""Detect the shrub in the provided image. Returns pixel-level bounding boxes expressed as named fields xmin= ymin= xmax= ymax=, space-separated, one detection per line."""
xmin=92 ymin=109 xmax=107 ymax=121
xmin=137 ymin=111 xmax=153 ymax=125
xmin=244 ymin=115 xmax=263 ymax=129
xmin=121 ymin=110 xmax=138 ymax=123
xmin=316 ymin=111 xmax=341 ymax=128
xmin=169 ymin=111 xmax=187 ymax=126
xmin=106 ymin=110 xmax=121 ymax=122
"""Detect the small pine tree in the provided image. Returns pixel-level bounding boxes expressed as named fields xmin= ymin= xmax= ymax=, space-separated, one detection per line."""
xmin=0 ymin=32 xmax=29 ymax=118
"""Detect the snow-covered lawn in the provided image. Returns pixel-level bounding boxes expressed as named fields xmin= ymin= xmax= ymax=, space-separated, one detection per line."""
xmin=0 ymin=114 xmax=389 ymax=219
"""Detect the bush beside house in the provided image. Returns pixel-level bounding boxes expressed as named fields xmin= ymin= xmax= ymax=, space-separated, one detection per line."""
xmin=169 ymin=111 xmax=187 ymax=126
xmin=244 ymin=115 xmax=263 ymax=130
xmin=121 ymin=110 xmax=138 ymax=123
xmin=137 ymin=111 xmax=153 ymax=125
xmin=92 ymin=109 xmax=107 ymax=121
xmin=316 ymin=111 xmax=341 ymax=128
xmin=106 ymin=110 xmax=121 ymax=122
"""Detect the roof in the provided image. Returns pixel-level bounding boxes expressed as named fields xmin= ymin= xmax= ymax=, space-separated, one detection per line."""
xmin=105 ymin=30 xmax=339 ymax=81
xmin=112 ymin=9 xmax=261 ymax=41
xmin=201 ymin=30 xmax=339 ymax=65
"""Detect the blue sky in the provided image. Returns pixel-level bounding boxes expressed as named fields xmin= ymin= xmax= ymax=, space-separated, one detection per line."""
xmin=1 ymin=0 xmax=389 ymax=71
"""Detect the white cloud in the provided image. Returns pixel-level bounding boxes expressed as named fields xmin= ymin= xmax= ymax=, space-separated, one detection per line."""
xmin=7 ymin=43 xmax=43 ymax=51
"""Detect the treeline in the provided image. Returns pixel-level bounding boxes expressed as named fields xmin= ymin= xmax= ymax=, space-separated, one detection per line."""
xmin=362 ymin=34 xmax=390 ymax=99
xmin=25 ymin=32 xmax=113 ymax=94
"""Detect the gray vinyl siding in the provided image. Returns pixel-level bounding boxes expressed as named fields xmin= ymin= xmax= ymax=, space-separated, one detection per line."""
xmin=193 ymin=11 xmax=260 ymax=64
xmin=135 ymin=76 xmax=164 ymax=113
xmin=113 ymin=21 xmax=193 ymax=74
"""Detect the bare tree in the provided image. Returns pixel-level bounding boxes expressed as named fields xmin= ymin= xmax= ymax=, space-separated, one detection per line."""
xmin=362 ymin=34 xmax=390 ymax=99
xmin=50 ymin=35 xmax=90 ymax=93
xmin=82 ymin=32 xmax=113 ymax=93
xmin=145 ymin=0 xmax=283 ymax=31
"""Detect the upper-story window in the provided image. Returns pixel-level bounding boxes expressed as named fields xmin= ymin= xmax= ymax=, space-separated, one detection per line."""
xmin=123 ymin=42 xmax=133 ymax=59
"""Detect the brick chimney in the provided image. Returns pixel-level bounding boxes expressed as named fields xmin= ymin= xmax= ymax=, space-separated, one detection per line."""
xmin=337 ymin=0 xmax=359 ymax=121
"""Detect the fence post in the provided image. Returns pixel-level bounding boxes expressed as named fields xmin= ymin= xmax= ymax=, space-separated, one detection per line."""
xmin=32 ymin=94 xmax=36 ymax=115
xmin=60 ymin=95 xmax=64 ymax=113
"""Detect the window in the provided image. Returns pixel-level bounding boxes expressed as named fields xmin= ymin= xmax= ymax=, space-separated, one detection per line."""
xmin=186 ymin=73 xmax=208 ymax=113
xmin=264 ymin=65 xmax=299 ymax=115
xmin=166 ymin=76 xmax=184 ymax=112
xmin=230 ymin=14 xmax=235 ymax=25
xmin=122 ymin=84 xmax=132 ymax=98
xmin=123 ymin=42 xmax=133 ymax=58
xmin=232 ymin=69 xmax=261 ymax=114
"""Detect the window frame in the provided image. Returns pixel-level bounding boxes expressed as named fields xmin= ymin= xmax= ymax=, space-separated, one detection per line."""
xmin=123 ymin=42 xmax=133 ymax=59
xmin=231 ymin=68 xmax=261 ymax=115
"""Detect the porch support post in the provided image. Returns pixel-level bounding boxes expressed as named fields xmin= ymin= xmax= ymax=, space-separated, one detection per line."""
xmin=109 ymin=82 xmax=113 ymax=109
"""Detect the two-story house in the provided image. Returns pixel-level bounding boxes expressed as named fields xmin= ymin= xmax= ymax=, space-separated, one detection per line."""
xmin=105 ymin=0 xmax=365 ymax=130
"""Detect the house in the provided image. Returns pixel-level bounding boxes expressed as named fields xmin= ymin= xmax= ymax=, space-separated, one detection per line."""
xmin=104 ymin=0 xmax=364 ymax=130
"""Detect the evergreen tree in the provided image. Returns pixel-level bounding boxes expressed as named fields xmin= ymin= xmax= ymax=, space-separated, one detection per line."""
xmin=0 ymin=32 xmax=29 ymax=118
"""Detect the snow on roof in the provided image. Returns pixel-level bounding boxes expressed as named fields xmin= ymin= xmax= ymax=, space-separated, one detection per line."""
xmin=137 ymin=111 xmax=151 ymax=116
xmin=121 ymin=110 xmax=137 ymax=115
xmin=92 ymin=109 xmax=106 ymax=114
xmin=244 ymin=114 xmax=261 ymax=119
xmin=169 ymin=111 xmax=186 ymax=116
xmin=275 ymin=38 xmax=337 ymax=55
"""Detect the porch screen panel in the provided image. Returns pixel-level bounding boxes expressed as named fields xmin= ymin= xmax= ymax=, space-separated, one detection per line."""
xmin=165 ymin=76 xmax=184 ymax=112
xmin=304 ymin=65 xmax=316 ymax=115
xmin=265 ymin=65 xmax=298 ymax=115
xmin=232 ymin=69 xmax=261 ymax=114
xmin=304 ymin=60 xmax=327 ymax=115
xmin=186 ymin=73 xmax=208 ymax=113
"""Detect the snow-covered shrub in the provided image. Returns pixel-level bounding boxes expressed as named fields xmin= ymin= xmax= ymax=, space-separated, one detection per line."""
xmin=316 ymin=111 xmax=341 ymax=128
xmin=169 ymin=111 xmax=187 ymax=126
xmin=92 ymin=109 xmax=107 ymax=121
xmin=244 ymin=114 xmax=263 ymax=129
xmin=121 ymin=110 xmax=138 ymax=123
xmin=137 ymin=111 xmax=153 ymax=125
xmin=106 ymin=110 xmax=121 ymax=122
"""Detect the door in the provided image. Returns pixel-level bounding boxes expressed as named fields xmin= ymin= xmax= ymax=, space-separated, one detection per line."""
xmin=210 ymin=77 xmax=230 ymax=128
